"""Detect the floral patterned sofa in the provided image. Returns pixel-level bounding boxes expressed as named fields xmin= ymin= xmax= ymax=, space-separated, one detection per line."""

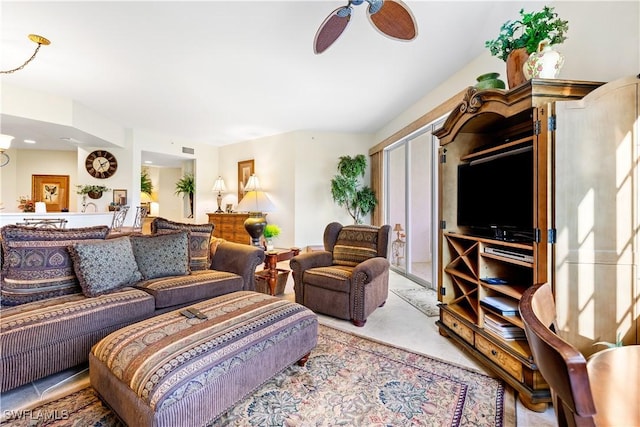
xmin=0 ymin=218 xmax=265 ymax=392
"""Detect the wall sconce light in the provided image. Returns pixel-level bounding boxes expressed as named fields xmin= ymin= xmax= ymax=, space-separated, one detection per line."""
xmin=0 ymin=134 xmax=14 ymax=167
xmin=1 ymin=34 xmax=51 ymax=74
xmin=212 ymin=176 xmax=226 ymax=213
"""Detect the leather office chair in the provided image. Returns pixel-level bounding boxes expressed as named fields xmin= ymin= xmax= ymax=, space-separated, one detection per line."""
xmin=520 ymin=283 xmax=597 ymax=427
xmin=290 ymin=222 xmax=391 ymax=326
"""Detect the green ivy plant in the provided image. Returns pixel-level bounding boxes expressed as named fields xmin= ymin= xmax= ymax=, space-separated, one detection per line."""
xmin=330 ymin=154 xmax=377 ymax=224
xmin=175 ymin=173 xmax=195 ymax=218
xmin=76 ymin=184 xmax=111 ymax=195
xmin=485 ymin=6 xmax=569 ymax=61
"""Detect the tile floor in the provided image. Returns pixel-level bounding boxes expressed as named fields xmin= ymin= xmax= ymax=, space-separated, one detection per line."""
xmin=0 ymin=267 xmax=556 ymax=426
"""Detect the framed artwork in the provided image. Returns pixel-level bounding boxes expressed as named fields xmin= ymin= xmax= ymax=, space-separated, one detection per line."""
xmin=113 ymin=189 xmax=127 ymax=206
xmin=31 ymin=175 xmax=70 ymax=212
xmin=237 ymin=159 xmax=255 ymax=201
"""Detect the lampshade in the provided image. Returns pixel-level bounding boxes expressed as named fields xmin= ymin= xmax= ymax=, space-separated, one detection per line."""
xmin=236 ymin=190 xmax=275 ymax=213
xmin=393 ymin=223 xmax=404 ymax=232
xmin=0 ymin=134 xmax=14 ymax=151
xmin=212 ymin=176 xmax=226 ymax=192
xmin=244 ymin=174 xmax=261 ymax=192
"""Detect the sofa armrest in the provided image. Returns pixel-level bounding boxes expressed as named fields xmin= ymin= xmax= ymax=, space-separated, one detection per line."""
xmin=211 ymin=242 xmax=265 ymax=291
xmin=289 ymin=251 xmax=333 ymax=304
xmin=352 ymin=257 xmax=390 ymax=284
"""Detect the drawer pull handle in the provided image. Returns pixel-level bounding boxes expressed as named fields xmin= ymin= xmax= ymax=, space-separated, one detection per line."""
xmin=453 ymin=322 xmax=458 ymax=327
xmin=491 ymin=349 xmax=498 ymax=356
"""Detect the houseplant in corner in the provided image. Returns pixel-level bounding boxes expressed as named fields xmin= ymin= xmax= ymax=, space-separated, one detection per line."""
xmin=330 ymin=154 xmax=377 ymax=224
xmin=485 ymin=6 xmax=568 ymax=87
xmin=175 ymin=173 xmax=195 ymax=218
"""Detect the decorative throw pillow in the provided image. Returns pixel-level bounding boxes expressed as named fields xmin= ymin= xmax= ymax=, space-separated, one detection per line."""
xmin=210 ymin=237 xmax=226 ymax=259
xmin=69 ymin=237 xmax=143 ymax=297
xmin=333 ymin=225 xmax=380 ymax=267
xmin=129 ymin=231 xmax=190 ymax=280
xmin=151 ymin=217 xmax=214 ymax=270
xmin=1 ymin=225 xmax=110 ymax=306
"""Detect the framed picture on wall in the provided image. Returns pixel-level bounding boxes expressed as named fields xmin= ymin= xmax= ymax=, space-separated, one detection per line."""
xmin=237 ymin=159 xmax=255 ymax=201
xmin=31 ymin=175 xmax=70 ymax=212
xmin=113 ymin=189 xmax=127 ymax=206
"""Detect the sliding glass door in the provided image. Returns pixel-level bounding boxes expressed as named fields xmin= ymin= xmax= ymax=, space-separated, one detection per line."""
xmin=385 ymin=118 xmax=444 ymax=288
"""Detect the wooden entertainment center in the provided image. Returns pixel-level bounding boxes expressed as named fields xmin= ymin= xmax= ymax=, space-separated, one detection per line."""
xmin=434 ymin=79 xmax=606 ymax=411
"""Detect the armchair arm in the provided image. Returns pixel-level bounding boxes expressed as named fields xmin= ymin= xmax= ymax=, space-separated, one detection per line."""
xmin=211 ymin=242 xmax=265 ymax=291
xmin=289 ymin=251 xmax=333 ymax=304
xmin=352 ymin=257 xmax=390 ymax=284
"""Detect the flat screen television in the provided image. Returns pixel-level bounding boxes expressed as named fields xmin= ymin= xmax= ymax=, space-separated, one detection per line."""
xmin=457 ymin=146 xmax=534 ymax=241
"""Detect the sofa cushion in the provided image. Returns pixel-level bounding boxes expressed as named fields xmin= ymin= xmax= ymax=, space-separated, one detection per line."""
xmin=151 ymin=218 xmax=214 ymax=271
xmin=0 ymin=288 xmax=155 ymax=357
xmin=332 ymin=225 xmax=380 ymax=267
xmin=135 ymin=269 xmax=243 ymax=309
xmin=129 ymin=231 xmax=190 ymax=280
xmin=303 ymin=265 xmax=353 ymax=292
xmin=0 ymin=225 xmax=110 ymax=306
xmin=69 ymin=237 xmax=143 ymax=297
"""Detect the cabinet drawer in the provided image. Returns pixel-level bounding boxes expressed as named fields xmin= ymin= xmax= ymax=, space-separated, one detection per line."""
xmin=475 ymin=334 xmax=523 ymax=381
xmin=442 ymin=311 xmax=474 ymax=345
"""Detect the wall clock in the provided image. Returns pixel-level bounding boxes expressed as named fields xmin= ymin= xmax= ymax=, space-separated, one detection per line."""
xmin=85 ymin=150 xmax=118 ymax=179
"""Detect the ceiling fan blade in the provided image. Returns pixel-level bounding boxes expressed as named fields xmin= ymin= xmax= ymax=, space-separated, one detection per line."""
xmin=314 ymin=6 xmax=351 ymax=54
xmin=368 ymin=0 xmax=417 ymax=41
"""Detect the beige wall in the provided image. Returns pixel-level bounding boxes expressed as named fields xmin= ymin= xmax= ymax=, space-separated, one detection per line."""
xmin=218 ymin=131 xmax=372 ymax=249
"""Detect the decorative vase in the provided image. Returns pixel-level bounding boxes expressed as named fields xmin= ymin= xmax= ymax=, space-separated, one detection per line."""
xmin=265 ymin=238 xmax=275 ymax=251
xmin=523 ymin=40 xmax=565 ymax=79
xmin=475 ymin=72 xmax=506 ymax=90
xmin=505 ymin=47 xmax=529 ymax=89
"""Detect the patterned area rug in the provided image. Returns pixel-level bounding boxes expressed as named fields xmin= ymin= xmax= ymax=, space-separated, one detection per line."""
xmin=1 ymin=325 xmax=512 ymax=427
xmin=391 ymin=286 xmax=440 ymax=317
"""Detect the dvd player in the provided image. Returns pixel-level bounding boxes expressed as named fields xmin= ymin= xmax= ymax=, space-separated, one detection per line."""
xmin=484 ymin=247 xmax=533 ymax=262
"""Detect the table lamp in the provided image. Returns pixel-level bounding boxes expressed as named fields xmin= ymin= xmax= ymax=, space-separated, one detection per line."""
xmin=236 ymin=176 xmax=275 ymax=247
xmin=212 ymin=176 xmax=226 ymax=213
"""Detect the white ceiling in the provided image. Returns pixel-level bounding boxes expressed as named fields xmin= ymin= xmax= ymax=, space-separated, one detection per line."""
xmin=1 ymin=0 xmax=538 ymax=157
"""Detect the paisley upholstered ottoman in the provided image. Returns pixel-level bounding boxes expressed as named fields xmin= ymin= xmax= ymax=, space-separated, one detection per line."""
xmin=89 ymin=291 xmax=318 ymax=427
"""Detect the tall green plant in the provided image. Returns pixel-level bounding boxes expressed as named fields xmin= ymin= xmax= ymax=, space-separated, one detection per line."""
xmin=175 ymin=173 xmax=195 ymax=218
xmin=141 ymin=170 xmax=153 ymax=195
xmin=330 ymin=154 xmax=377 ymax=224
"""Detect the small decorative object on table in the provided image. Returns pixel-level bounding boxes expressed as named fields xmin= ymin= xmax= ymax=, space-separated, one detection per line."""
xmin=485 ymin=5 xmax=568 ymax=88
xmin=475 ymin=72 xmax=506 ymax=90
xmin=17 ymin=196 xmax=35 ymax=212
xmin=263 ymin=224 xmax=281 ymax=251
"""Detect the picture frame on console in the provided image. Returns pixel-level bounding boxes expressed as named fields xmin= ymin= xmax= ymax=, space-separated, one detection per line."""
xmin=113 ymin=189 xmax=127 ymax=206
xmin=237 ymin=159 xmax=254 ymax=202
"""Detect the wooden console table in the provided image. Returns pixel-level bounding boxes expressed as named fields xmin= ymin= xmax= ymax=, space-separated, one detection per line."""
xmin=263 ymin=248 xmax=300 ymax=296
xmin=207 ymin=212 xmax=250 ymax=245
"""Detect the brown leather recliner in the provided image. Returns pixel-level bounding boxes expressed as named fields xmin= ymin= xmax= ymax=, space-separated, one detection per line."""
xmin=290 ymin=222 xmax=391 ymax=326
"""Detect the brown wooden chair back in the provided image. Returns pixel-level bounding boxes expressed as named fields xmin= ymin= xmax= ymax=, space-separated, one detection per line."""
xmin=520 ymin=283 xmax=597 ymax=427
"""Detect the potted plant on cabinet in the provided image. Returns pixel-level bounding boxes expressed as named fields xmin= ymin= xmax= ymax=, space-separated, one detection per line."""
xmin=485 ymin=6 xmax=568 ymax=87
xmin=330 ymin=154 xmax=377 ymax=224
xmin=175 ymin=173 xmax=195 ymax=218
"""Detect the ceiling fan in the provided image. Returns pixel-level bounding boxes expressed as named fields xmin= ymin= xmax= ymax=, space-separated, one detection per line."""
xmin=314 ymin=0 xmax=417 ymax=54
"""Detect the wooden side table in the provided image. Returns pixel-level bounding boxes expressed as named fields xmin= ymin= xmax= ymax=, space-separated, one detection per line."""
xmin=263 ymin=247 xmax=300 ymax=296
